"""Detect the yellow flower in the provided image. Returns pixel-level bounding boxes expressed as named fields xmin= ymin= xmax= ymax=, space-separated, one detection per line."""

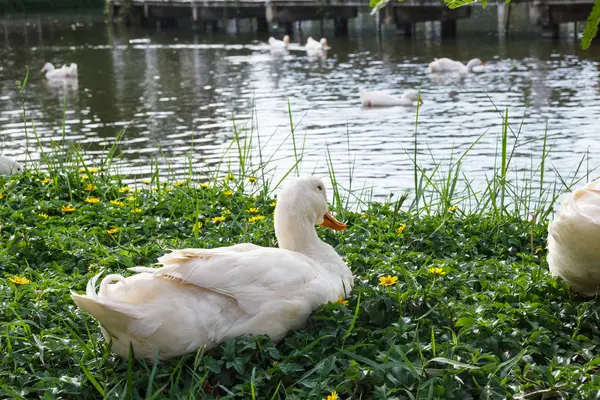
xmin=126 ymin=196 xmax=136 ymax=202
xmin=132 ymin=208 xmax=142 ymax=213
xmin=379 ymin=275 xmax=398 ymax=286
xmin=0 ymin=193 xmax=4 ymax=199
xmin=360 ymin=213 xmax=369 ymax=219
xmin=224 ymin=174 xmax=235 ymax=182
xmin=396 ymin=224 xmax=406 ymax=235
xmin=323 ymin=392 xmax=339 ymax=400
xmin=106 ymin=227 xmax=119 ymax=235
xmin=60 ymin=205 xmax=76 ymax=213
xmin=40 ymin=178 xmax=50 ymax=185
xmin=211 ymin=216 xmax=226 ymax=223
xmin=248 ymin=207 xmax=259 ymax=213
xmin=223 ymin=190 xmax=233 ymax=196
xmin=7 ymin=180 xmax=15 ymax=185
xmin=119 ymin=186 xmax=131 ymax=193
xmin=9 ymin=276 xmax=30 ymax=285
xmin=165 ymin=188 xmax=173 ymax=192
xmin=142 ymin=179 xmax=152 ymax=185
xmin=270 ymin=201 xmax=277 ymax=207
xmin=200 ymin=183 xmax=210 ymax=189
xmin=448 ymin=206 xmax=458 ymax=212
xmin=223 ymin=210 xmax=232 ymax=215
xmin=38 ymin=213 xmax=48 ymax=219
xmin=248 ymin=176 xmax=257 ymax=183
xmin=192 ymin=221 xmax=203 ymax=233
xmin=85 ymin=184 xmax=97 ymax=191
xmin=248 ymin=215 xmax=265 ymax=223
xmin=110 ymin=200 xmax=125 ymax=207
xmin=80 ymin=175 xmax=89 ymax=181
xmin=337 ymin=296 xmax=349 ymax=306
xmin=174 ymin=181 xmax=185 ymax=187
xmin=85 ymin=197 xmax=100 ymax=204
xmin=152 ymin=187 xmax=158 ymax=191
xmin=79 ymin=167 xmax=98 ymax=173
xmin=428 ymin=267 xmax=447 ymax=276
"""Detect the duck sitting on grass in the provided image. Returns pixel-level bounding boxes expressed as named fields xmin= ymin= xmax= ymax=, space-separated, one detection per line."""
xmin=72 ymin=176 xmax=353 ymax=360
xmin=548 ymin=180 xmax=600 ymax=296
xmin=0 ymin=155 xmax=23 ymax=175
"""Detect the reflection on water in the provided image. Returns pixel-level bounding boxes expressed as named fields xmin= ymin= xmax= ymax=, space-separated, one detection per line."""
xmin=0 ymin=11 xmax=599 ymax=196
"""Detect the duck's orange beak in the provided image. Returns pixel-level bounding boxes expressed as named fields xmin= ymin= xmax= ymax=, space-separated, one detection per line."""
xmin=41 ymin=68 xmax=46 ymax=73
xmin=321 ymin=211 xmax=346 ymax=231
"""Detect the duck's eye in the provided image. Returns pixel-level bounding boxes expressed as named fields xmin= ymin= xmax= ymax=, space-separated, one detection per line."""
xmin=317 ymin=184 xmax=323 ymax=191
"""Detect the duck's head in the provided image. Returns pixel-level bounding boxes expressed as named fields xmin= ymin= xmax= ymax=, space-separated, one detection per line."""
xmin=41 ymin=62 xmax=55 ymax=73
xmin=283 ymin=35 xmax=290 ymax=45
xmin=275 ymin=177 xmax=345 ymax=249
xmin=467 ymin=58 xmax=485 ymax=70
xmin=403 ymin=89 xmax=423 ymax=105
xmin=320 ymin=38 xmax=328 ymax=47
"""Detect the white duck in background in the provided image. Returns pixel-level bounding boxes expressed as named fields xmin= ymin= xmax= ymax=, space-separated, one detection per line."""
xmin=0 ymin=155 xmax=24 ymax=175
xmin=41 ymin=62 xmax=78 ymax=79
xmin=305 ymin=37 xmax=328 ymax=51
xmin=427 ymin=58 xmax=485 ymax=74
xmin=268 ymin=35 xmax=290 ymax=48
xmin=547 ymin=180 xmax=600 ymax=297
xmin=72 ymin=176 xmax=353 ymax=360
xmin=360 ymin=88 xmax=423 ymax=107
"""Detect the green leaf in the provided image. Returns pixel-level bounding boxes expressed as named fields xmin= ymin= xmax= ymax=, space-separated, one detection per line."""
xmin=428 ymin=357 xmax=481 ymax=370
xmin=581 ymin=0 xmax=600 ymax=49
xmin=455 ymin=317 xmax=476 ymax=328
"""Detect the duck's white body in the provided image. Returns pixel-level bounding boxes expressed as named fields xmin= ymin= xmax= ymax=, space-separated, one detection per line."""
xmin=305 ymin=37 xmax=328 ymax=51
xmin=427 ymin=58 xmax=484 ymax=74
xmin=548 ymin=180 xmax=600 ymax=296
xmin=268 ymin=35 xmax=290 ymax=48
xmin=0 ymin=155 xmax=23 ymax=175
xmin=72 ymin=177 xmax=353 ymax=360
xmin=41 ymin=62 xmax=78 ymax=79
xmin=360 ymin=88 xmax=423 ymax=107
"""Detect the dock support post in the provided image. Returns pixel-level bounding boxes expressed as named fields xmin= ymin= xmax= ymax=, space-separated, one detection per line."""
xmin=285 ymin=22 xmax=293 ymax=36
xmin=192 ymin=5 xmax=198 ymax=22
xmin=333 ymin=18 xmax=348 ymax=36
xmin=540 ymin=23 xmax=559 ymax=38
xmin=256 ymin=17 xmax=269 ymax=33
xmin=396 ymin=22 xmax=412 ymax=37
xmin=440 ymin=20 xmax=456 ymax=37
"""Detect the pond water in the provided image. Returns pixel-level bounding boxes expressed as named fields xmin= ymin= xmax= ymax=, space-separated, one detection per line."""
xmin=1 ymin=10 xmax=599 ymax=197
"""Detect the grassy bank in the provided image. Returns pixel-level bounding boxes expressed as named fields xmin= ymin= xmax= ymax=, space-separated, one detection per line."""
xmin=2 ymin=97 xmax=600 ymax=399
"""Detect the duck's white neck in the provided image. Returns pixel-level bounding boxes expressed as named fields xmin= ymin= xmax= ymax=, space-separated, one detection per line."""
xmin=274 ymin=211 xmax=343 ymax=268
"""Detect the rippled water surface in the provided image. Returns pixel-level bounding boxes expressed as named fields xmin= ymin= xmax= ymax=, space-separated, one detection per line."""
xmin=1 ymin=12 xmax=599 ymax=196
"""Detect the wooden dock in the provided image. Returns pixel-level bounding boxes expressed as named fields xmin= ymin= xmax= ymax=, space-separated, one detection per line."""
xmin=108 ymin=0 xmax=595 ymax=38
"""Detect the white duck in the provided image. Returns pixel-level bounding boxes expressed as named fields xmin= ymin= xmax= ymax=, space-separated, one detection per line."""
xmin=41 ymin=62 xmax=78 ymax=79
xmin=547 ymin=180 xmax=600 ymax=296
xmin=0 ymin=155 xmax=24 ymax=175
xmin=72 ymin=176 xmax=353 ymax=360
xmin=268 ymin=35 xmax=290 ymax=48
xmin=427 ymin=58 xmax=485 ymax=74
xmin=360 ymin=88 xmax=423 ymax=107
xmin=305 ymin=37 xmax=328 ymax=51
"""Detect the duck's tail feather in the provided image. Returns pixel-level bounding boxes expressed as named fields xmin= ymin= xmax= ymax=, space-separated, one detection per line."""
xmin=71 ymin=272 xmax=151 ymax=334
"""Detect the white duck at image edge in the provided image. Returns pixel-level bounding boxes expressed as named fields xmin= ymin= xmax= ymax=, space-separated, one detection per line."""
xmin=305 ymin=37 xmax=328 ymax=51
xmin=71 ymin=176 xmax=353 ymax=360
xmin=0 ymin=155 xmax=24 ymax=175
xmin=41 ymin=62 xmax=78 ymax=79
xmin=360 ymin=88 xmax=423 ymax=107
xmin=268 ymin=35 xmax=290 ymax=48
xmin=547 ymin=180 xmax=600 ymax=296
xmin=427 ymin=58 xmax=485 ymax=74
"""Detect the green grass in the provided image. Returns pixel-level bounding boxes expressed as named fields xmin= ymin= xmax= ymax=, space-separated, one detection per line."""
xmin=2 ymin=82 xmax=600 ymax=398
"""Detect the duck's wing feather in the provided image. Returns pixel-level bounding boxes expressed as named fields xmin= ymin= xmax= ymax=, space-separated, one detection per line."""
xmin=129 ymin=245 xmax=328 ymax=313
